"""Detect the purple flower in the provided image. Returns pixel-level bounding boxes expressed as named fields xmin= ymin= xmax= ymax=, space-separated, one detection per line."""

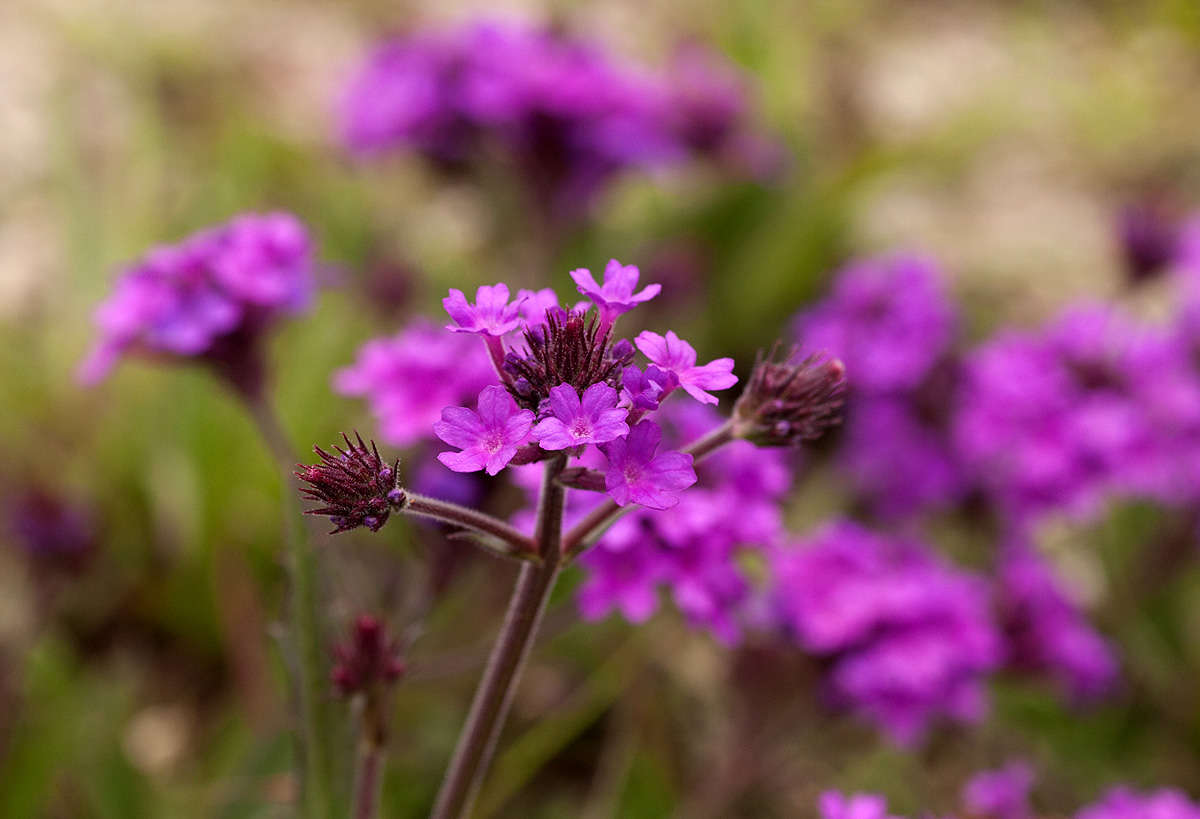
xmin=818 ymin=792 xmax=905 ymax=819
xmin=602 ymin=420 xmax=696 ymax=509
xmin=79 ymin=211 xmax=312 ymax=385
xmin=635 ymin=330 xmax=737 ymax=405
xmin=621 ymin=364 xmax=675 ymax=411
xmin=1117 ymin=201 xmax=1179 ymax=284
xmin=434 ymin=385 xmax=535 ymax=475
xmin=517 ymin=288 xmax=561 ymax=327
xmin=570 ymin=258 xmax=661 ymax=325
xmin=997 ymin=541 xmax=1118 ymax=702
xmin=531 ymin=383 xmax=629 ymax=450
xmin=1076 ymin=787 xmax=1200 ymax=819
xmin=443 ymin=283 xmax=525 ymax=336
xmin=772 ymin=520 xmax=1001 ymax=744
xmin=335 ymin=319 xmax=495 ymax=447
xmin=962 ymin=761 xmax=1034 ymax=819
xmin=793 ymin=254 xmax=956 ymax=394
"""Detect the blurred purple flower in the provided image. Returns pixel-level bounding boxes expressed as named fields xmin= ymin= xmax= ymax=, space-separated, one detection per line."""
xmin=635 ymin=330 xmax=737 ymax=405
xmin=79 ymin=212 xmax=312 ymax=386
xmin=335 ymin=319 xmax=496 ymax=447
xmin=434 ymin=385 xmax=534 ymax=475
xmin=531 ymin=383 xmax=629 ymax=450
xmin=1117 ymin=202 xmax=1179 ymax=284
xmin=962 ymin=761 xmax=1035 ymax=819
xmin=997 ymin=541 xmax=1118 ymax=702
xmin=1075 ymin=787 xmax=1200 ymax=819
xmin=792 ymin=254 xmax=957 ymax=395
xmin=818 ymin=792 xmax=905 ymax=819
xmin=771 ymin=520 xmax=1001 ymax=744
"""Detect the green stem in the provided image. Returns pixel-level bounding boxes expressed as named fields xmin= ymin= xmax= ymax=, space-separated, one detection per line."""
xmin=430 ymin=456 xmax=567 ymax=819
xmin=243 ymin=395 xmax=336 ymax=819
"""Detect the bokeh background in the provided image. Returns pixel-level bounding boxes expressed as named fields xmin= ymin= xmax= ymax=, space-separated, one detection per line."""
xmin=5 ymin=0 xmax=1200 ymax=816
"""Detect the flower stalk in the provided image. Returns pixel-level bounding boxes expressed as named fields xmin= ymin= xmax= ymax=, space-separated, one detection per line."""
xmin=430 ymin=455 xmax=567 ymax=819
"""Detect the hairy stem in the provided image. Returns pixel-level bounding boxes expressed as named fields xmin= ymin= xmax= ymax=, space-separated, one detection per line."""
xmin=403 ymin=493 xmax=537 ymax=557
xmin=430 ymin=456 xmax=567 ymax=819
xmin=561 ymin=419 xmax=737 ymax=558
xmin=242 ymin=394 xmax=337 ymax=819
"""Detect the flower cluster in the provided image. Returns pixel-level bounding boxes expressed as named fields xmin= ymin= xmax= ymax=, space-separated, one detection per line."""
xmin=792 ymin=254 xmax=966 ymax=521
xmin=962 ymin=761 xmax=1035 ymax=819
xmin=996 ymin=541 xmax=1119 ymax=701
xmin=424 ymin=261 xmax=747 ymax=512
xmin=78 ymin=212 xmax=313 ymax=387
xmin=1076 ymin=787 xmax=1200 ymax=819
xmin=770 ymin=520 xmax=1002 ymax=744
xmin=574 ymin=401 xmax=793 ymax=643
xmin=339 ymin=20 xmax=773 ymax=216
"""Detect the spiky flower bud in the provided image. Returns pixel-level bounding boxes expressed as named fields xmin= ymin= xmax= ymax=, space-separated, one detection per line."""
xmin=502 ymin=307 xmax=634 ymax=411
xmin=732 ymin=345 xmax=846 ymax=447
xmin=331 ymin=614 xmax=406 ymax=697
xmin=296 ymin=433 xmax=405 ymax=533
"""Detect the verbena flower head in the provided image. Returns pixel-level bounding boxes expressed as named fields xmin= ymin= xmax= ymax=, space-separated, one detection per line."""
xmin=1076 ymin=787 xmax=1200 ymax=819
xmin=79 ymin=212 xmax=313 ymax=387
xmin=443 ymin=283 xmax=525 ymax=336
xmin=531 ymin=383 xmax=629 ymax=450
xmin=570 ymin=259 xmax=661 ymax=326
xmin=331 ymin=614 xmax=406 ymax=697
xmin=339 ymin=21 xmax=775 ymax=218
xmin=297 ymin=433 xmax=404 ymax=533
xmin=772 ymin=520 xmax=1001 ymax=744
xmin=503 ymin=306 xmax=634 ymax=411
xmin=732 ymin=345 xmax=846 ymax=446
xmin=434 ymin=385 xmax=535 ymax=475
xmin=997 ymin=540 xmax=1118 ymax=702
xmin=602 ymin=420 xmax=696 ymax=510
xmin=335 ymin=319 xmax=495 ymax=447
xmin=962 ymin=761 xmax=1035 ymax=819
xmin=792 ymin=254 xmax=956 ymax=394
xmin=635 ymin=330 xmax=737 ymax=404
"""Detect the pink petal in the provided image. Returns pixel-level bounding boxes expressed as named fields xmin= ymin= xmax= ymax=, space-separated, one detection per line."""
xmin=433 ymin=406 xmax=486 ymax=448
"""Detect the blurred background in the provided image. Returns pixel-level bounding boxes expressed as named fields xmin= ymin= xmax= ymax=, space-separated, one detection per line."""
xmin=5 ymin=0 xmax=1200 ymax=816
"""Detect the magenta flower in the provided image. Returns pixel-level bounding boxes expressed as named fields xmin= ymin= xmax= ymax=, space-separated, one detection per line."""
xmin=517 ymin=288 xmax=561 ymax=327
xmin=602 ymin=420 xmax=696 ymax=509
xmin=962 ymin=761 xmax=1034 ymax=819
xmin=621 ymin=364 xmax=675 ymax=411
xmin=818 ymin=792 xmax=903 ymax=819
xmin=443 ymin=283 xmax=524 ymax=336
xmin=531 ymin=383 xmax=629 ymax=450
xmin=434 ymin=385 xmax=535 ymax=475
xmin=570 ymin=259 xmax=661 ymax=325
xmin=635 ymin=330 xmax=737 ymax=405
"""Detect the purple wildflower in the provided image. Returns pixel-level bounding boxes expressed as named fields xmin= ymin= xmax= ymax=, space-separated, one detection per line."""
xmin=962 ymin=761 xmax=1035 ymax=819
xmin=517 ymin=288 xmax=561 ymax=327
xmin=772 ymin=520 xmax=1001 ymax=744
xmin=818 ymin=792 xmax=905 ymax=819
xmin=621 ymin=364 xmax=675 ymax=411
xmin=635 ymin=330 xmax=737 ymax=405
xmin=793 ymin=254 xmax=957 ymax=394
xmin=997 ymin=541 xmax=1118 ymax=702
xmin=570 ymin=259 xmax=661 ymax=326
xmin=531 ymin=383 xmax=629 ymax=450
xmin=601 ymin=420 xmax=696 ymax=509
xmin=443 ymin=282 xmax=525 ymax=336
xmin=79 ymin=211 xmax=312 ymax=386
xmin=331 ymin=615 xmax=406 ymax=697
xmin=1076 ymin=787 xmax=1200 ymax=819
xmin=334 ymin=319 xmax=495 ymax=447
xmin=434 ymin=385 xmax=535 ymax=475
xmin=297 ymin=433 xmax=405 ymax=534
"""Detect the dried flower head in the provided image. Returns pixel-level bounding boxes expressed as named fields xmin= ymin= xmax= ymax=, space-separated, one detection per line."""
xmin=502 ymin=307 xmax=634 ymax=410
xmin=296 ymin=433 xmax=405 ymax=533
xmin=331 ymin=614 xmax=406 ymax=697
xmin=732 ymin=344 xmax=846 ymax=447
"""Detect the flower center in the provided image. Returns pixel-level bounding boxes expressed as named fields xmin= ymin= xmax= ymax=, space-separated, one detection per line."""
xmin=484 ymin=432 xmax=505 ymax=453
xmin=570 ymin=418 xmax=593 ymax=439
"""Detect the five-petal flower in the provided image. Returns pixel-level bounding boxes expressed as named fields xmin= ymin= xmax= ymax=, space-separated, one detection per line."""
xmin=602 ymin=420 xmax=696 ymax=509
xmin=532 ymin=383 xmax=630 ymax=450
xmin=434 ymin=385 xmax=535 ymax=475
xmin=635 ymin=330 xmax=737 ymax=404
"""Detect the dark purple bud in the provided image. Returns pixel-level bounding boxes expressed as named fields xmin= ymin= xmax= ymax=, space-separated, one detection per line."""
xmin=296 ymin=432 xmax=406 ymax=534
xmin=331 ymin=614 xmax=406 ymax=697
xmin=609 ymin=338 xmax=635 ymax=362
xmin=733 ymin=344 xmax=846 ymax=447
xmin=1117 ymin=202 xmax=1178 ymax=284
